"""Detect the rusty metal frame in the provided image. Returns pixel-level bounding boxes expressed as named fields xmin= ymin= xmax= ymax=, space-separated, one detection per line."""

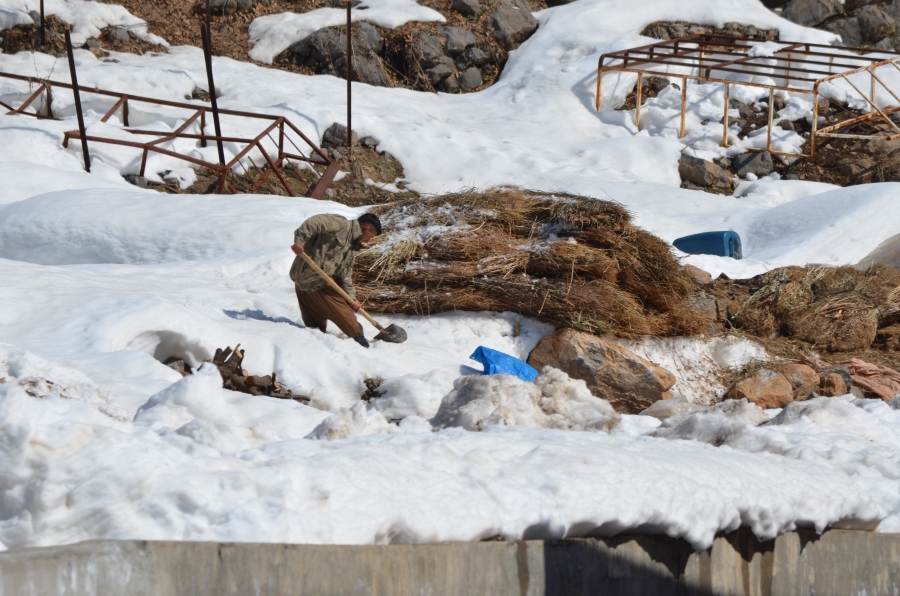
xmin=0 ymin=70 xmax=339 ymax=198
xmin=597 ymin=34 xmax=900 ymax=158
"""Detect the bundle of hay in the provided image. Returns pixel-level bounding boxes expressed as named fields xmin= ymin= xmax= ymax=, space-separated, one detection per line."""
xmin=355 ymin=188 xmax=703 ymax=337
xmin=731 ymin=265 xmax=900 ymax=352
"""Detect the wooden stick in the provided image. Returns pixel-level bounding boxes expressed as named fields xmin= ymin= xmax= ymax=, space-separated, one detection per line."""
xmin=298 ymin=251 xmax=384 ymax=331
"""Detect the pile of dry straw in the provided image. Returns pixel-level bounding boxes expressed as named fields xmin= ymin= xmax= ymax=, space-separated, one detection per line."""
xmin=355 ymin=188 xmax=703 ymax=337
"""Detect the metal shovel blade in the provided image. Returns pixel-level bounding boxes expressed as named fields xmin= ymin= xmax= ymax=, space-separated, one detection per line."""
xmin=374 ymin=324 xmax=407 ymax=344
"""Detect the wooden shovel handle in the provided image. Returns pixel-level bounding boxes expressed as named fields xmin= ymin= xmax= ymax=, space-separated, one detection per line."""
xmin=298 ymin=251 xmax=383 ymax=330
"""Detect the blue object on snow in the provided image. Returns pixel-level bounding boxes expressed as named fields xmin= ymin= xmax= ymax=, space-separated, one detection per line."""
xmin=469 ymin=346 xmax=539 ymax=382
xmin=673 ymin=231 xmax=743 ymax=260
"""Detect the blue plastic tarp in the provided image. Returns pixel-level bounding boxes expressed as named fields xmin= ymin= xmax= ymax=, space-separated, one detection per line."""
xmin=469 ymin=346 xmax=539 ymax=382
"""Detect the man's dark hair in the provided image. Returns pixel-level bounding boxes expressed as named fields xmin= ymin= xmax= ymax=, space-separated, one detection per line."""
xmin=358 ymin=213 xmax=382 ymax=235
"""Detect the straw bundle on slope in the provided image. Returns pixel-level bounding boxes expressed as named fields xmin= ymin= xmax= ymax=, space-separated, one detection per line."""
xmin=355 ymin=188 xmax=703 ymax=337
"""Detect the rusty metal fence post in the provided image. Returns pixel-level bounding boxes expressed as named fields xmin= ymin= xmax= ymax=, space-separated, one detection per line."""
xmin=64 ymin=31 xmax=90 ymax=172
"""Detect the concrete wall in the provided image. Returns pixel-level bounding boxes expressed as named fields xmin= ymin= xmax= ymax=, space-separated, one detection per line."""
xmin=1 ymin=528 xmax=898 ymax=595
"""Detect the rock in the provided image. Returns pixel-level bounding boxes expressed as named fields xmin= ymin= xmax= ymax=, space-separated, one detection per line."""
xmin=642 ymin=76 xmax=671 ymax=96
xmin=526 ymin=328 xmax=676 ymax=414
xmin=360 ymin=136 xmax=379 ymax=148
xmin=207 ymin=0 xmax=254 ymax=14
xmin=439 ymin=26 xmax=478 ymax=55
xmin=727 ymin=369 xmax=794 ymax=409
xmin=678 ymin=154 xmax=735 ymax=190
xmin=491 ymin=8 xmax=539 ymax=50
xmin=780 ymin=363 xmax=819 ymax=400
xmin=642 ymin=21 xmax=778 ymax=42
xmin=28 ymin=9 xmax=40 ymax=23
xmin=459 ymin=67 xmax=483 ymax=90
xmin=124 ymin=174 xmax=147 ymax=188
xmin=782 ymin=0 xmax=842 ymax=26
xmin=110 ymin=26 xmax=130 ymax=43
xmin=412 ymin=33 xmax=445 ymax=69
xmin=685 ymin=264 xmax=713 ymax=285
xmin=873 ymin=37 xmax=895 ymax=51
xmin=459 ymin=46 xmax=492 ymax=68
xmin=288 ymin=26 xmax=389 ymax=87
xmin=824 ymin=7 xmax=894 ymax=48
xmin=857 ymin=6 xmax=895 ymax=45
xmin=437 ymin=73 xmax=460 ymax=93
xmin=322 ymin=123 xmax=358 ymax=148
xmin=777 ymin=119 xmax=795 ymax=132
xmin=426 ymin=59 xmax=455 ymax=84
xmin=818 ymin=371 xmax=848 ymax=396
xmin=732 ymin=152 xmax=774 ymax=178
xmin=837 ymin=156 xmax=875 ymax=179
xmin=451 ymin=0 xmax=482 ymax=16
xmin=84 ymin=40 xmax=101 ymax=49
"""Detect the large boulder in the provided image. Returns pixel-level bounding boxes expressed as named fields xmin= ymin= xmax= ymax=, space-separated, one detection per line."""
xmin=826 ymin=7 xmax=895 ymax=47
xmin=288 ymin=24 xmax=390 ymax=87
xmin=782 ymin=0 xmax=842 ymax=27
xmin=527 ymin=328 xmax=676 ymax=414
xmin=491 ymin=8 xmax=539 ymax=50
xmin=678 ymin=154 xmax=735 ymax=190
xmin=727 ymin=369 xmax=794 ymax=409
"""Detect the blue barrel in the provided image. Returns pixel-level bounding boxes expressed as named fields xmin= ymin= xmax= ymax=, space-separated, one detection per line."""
xmin=673 ymin=231 xmax=743 ymax=260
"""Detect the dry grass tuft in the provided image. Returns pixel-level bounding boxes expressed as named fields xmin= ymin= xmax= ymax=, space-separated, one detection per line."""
xmin=355 ymin=187 xmax=704 ymax=337
xmin=731 ymin=265 xmax=900 ymax=352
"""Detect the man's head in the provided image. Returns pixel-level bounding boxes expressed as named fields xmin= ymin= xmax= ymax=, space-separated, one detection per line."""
xmin=357 ymin=213 xmax=382 ymax=245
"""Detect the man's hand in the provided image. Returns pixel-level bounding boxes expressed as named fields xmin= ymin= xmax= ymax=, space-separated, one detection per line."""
xmin=350 ymin=300 xmax=361 ymax=312
xmin=291 ymin=243 xmax=305 ymax=255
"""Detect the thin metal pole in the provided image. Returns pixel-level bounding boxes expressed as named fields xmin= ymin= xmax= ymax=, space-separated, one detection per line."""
xmin=680 ymin=77 xmax=687 ymax=138
xmin=39 ymin=0 xmax=45 ymax=46
xmin=810 ymin=89 xmax=820 ymax=158
xmin=346 ymin=0 xmax=352 ymax=160
xmin=722 ymin=83 xmax=730 ymax=147
xmin=64 ymin=31 xmax=90 ymax=172
xmin=200 ymin=20 xmax=225 ymax=166
xmin=634 ymin=73 xmax=642 ymax=128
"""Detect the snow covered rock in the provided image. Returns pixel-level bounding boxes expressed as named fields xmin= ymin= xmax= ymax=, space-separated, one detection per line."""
xmin=527 ymin=329 xmax=675 ymax=414
xmin=307 ymin=402 xmax=397 ymax=440
xmin=782 ymin=0 xmax=842 ymax=27
xmin=727 ymin=368 xmax=794 ymax=409
xmin=490 ymin=7 xmax=537 ymax=50
xmin=432 ymin=366 xmax=620 ymax=431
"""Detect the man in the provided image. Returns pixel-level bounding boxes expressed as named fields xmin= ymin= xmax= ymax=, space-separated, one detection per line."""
xmin=290 ymin=213 xmax=382 ymax=348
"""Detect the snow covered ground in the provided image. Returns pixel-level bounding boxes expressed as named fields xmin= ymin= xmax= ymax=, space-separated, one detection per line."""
xmin=1 ymin=0 xmax=900 ymax=552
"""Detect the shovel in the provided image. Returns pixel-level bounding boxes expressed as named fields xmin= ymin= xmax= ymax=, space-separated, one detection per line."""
xmin=298 ymin=251 xmax=408 ymax=343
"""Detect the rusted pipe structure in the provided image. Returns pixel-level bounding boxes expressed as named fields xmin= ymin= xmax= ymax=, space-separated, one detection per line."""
xmin=0 ymin=70 xmax=339 ymax=197
xmin=597 ymin=34 xmax=900 ymax=158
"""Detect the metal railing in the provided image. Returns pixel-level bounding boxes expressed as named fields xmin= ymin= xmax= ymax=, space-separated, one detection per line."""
xmin=597 ymin=34 xmax=900 ymax=158
xmin=0 ymin=70 xmax=339 ymax=197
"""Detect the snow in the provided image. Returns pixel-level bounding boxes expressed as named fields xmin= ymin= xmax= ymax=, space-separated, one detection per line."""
xmin=0 ymin=0 xmax=166 ymax=46
xmin=248 ymin=0 xmax=445 ymax=64
xmin=1 ymin=0 xmax=900 ymax=554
